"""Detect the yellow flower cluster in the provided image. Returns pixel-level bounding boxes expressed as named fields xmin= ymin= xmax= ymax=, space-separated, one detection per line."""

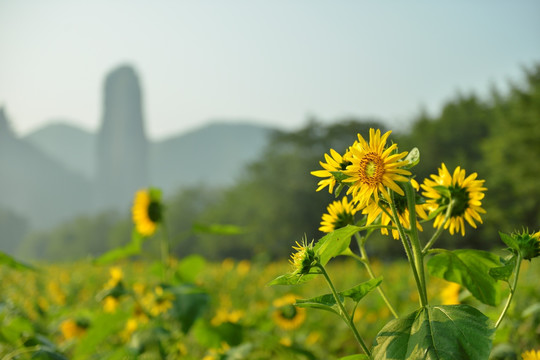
xmin=312 ymin=128 xmax=487 ymax=238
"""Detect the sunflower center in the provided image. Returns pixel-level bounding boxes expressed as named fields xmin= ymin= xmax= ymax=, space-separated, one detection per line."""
xmin=333 ymin=211 xmax=355 ymax=229
xmin=280 ymin=304 xmax=298 ymax=320
xmin=359 ymin=153 xmax=384 ymax=186
xmin=147 ymin=201 xmax=162 ymax=222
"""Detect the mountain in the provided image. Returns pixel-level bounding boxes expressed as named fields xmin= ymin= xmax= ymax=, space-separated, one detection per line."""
xmin=22 ymin=120 xmax=273 ymax=198
xmin=0 ymin=111 xmax=93 ymax=230
xmin=24 ymin=122 xmax=95 ymax=179
xmin=150 ymin=122 xmax=273 ymax=195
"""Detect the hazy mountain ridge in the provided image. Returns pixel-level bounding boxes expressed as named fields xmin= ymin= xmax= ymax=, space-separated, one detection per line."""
xmin=12 ymin=121 xmax=272 ymax=228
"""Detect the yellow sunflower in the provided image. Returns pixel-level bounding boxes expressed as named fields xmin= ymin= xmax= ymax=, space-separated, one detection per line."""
xmin=343 ymin=129 xmax=410 ymax=207
xmin=522 ymin=350 xmax=540 ymax=360
xmin=362 ymin=179 xmax=428 ymax=240
xmin=60 ymin=318 xmax=88 ymax=340
xmin=273 ymin=294 xmax=306 ymax=330
xmin=421 ymin=163 xmax=487 ymax=236
xmin=132 ymin=188 xmax=163 ymax=236
xmin=311 ymin=148 xmax=352 ymax=194
xmin=319 ymin=196 xmax=358 ymax=233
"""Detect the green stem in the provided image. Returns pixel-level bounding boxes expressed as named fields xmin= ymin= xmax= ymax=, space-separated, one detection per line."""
xmin=316 ymin=263 xmax=371 ymax=357
xmin=160 ymin=219 xmax=171 ymax=281
xmin=404 ymin=183 xmax=428 ymax=307
xmin=355 ymin=233 xmax=399 ymax=319
xmin=389 ymin=190 xmax=425 ymax=307
xmin=495 ymin=254 xmax=523 ymax=328
xmin=422 ymin=200 xmax=455 ymax=255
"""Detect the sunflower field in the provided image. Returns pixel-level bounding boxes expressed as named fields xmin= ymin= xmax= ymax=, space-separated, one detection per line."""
xmin=1 ymin=254 xmax=539 ymax=359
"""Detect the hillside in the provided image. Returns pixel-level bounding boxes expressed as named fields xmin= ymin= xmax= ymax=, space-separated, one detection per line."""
xmin=25 ymin=122 xmax=95 ymax=179
xmin=150 ymin=122 xmax=273 ymax=194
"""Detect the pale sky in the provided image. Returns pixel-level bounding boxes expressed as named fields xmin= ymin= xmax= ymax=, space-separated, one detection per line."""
xmin=1 ymin=1 xmax=539 ymax=140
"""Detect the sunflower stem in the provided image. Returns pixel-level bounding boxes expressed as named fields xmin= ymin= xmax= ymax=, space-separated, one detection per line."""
xmin=389 ymin=190 xmax=426 ymax=307
xmin=422 ymin=200 xmax=455 ymax=255
xmin=495 ymin=253 xmax=523 ymax=328
xmin=316 ymin=263 xmax=371 ymax=357
xmin=160 ymin=219 xmax=171 ymax=281
xmin=404 ymin=182 xmax=429 ymax=307
xmin=354 ymin=233 xmax=399 ymax=319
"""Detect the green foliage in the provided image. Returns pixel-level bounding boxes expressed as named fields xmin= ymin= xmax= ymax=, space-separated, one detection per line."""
xmin=427 ymin=249 xmax=503 ymax=306
xmin=372 ymin=305 xmax=495 ymax=360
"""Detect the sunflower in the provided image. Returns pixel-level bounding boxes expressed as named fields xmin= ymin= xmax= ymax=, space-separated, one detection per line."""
xmin=440 ymin=282 xmax=461 ymax=305
xmin=273 ymin=294 xmax=306 ymax=330
xmin=343 ymin=129 xmax=410 ymax=207
xmin=421 ymin=163 xmax=486 ymax=236
xmin=362 ymin=179 xmax=428 ymax=240
xmin=311 ymin=148 xmax=352 ymax=194
xmin=522 ymin=350 xmax=540 ymax=360
xmin=60 ymin=318 xmax=88 ymax=340
xmin=289 ymin=239 xmax=316 ymax=275
xmin=132 ymin=188 xmax=163 ymax=236
xmin=319 ymin=196 xmax=358 ymax=233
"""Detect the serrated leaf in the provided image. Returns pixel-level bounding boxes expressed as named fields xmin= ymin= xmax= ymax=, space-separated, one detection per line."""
xmin=489 ymin=255 xmax=517 ymax=282
xmin=314 ymin=225 xmax=362 ymax=266
xmin=372 ymin=305 xmax=494 ymax=360
xmin=296 ymin=294 xmax=340 ymax=314
xmin=428 ymin=249 xmax=503 ymax=306
xmin=498 ymin=232 xmax=519 ymax=252
xmin=341 ymin=276 xmax=382 ymax=302
xmin=404 ymin=147 xmax=420 ymax=168
xmin=268 ymin=273 xmax=318 ymax=286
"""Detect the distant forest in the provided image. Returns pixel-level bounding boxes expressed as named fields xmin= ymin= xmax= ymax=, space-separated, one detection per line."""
xmin=12 ymin=63 xmax=540 ymax=262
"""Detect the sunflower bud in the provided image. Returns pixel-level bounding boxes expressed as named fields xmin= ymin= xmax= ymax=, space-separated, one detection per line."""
xmin=289 ymin=239 xmax=318 ymax=275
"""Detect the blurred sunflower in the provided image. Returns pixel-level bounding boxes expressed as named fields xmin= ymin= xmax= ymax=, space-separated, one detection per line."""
xmin=60 ymin=318 xmax=88 ymax=340
xmin=311 ymin=148 xmax=352 ymax=194
xmin=141 ymin=286 xmax=173 ymax=316
xmin=522 ymin=350 xmax=540 ymax=360
xmin=440 ymin=282 xmax=461 ymax=305
xmin=132 ymin=188 xmax=163 ymax=236
xmin=343 ymin=129 xmax=410 ymax=207
xmin=421 ymin=163 xmax=486 ymax=236
xmin=319 ymin=196 xmax=358 ymax=233
xmin=273 ymin=294 xmax=306 ymax=330
xmin=362 ymin=179 xmax=428 ymax=240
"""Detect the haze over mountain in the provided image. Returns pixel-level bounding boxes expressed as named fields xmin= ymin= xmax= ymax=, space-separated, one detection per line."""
xmin=0 ymin=64 xmax=273 ymax=240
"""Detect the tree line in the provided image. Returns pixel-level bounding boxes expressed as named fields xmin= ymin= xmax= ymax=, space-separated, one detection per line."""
xmin=14 ymin=63 xmax=540 ymax=262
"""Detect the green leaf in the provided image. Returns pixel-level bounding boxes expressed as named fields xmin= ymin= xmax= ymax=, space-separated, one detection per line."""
xmin=330 ymin=171 xmax=351 ymax=182
xmin=432 ymin=185 xmax=451 ymax=198
xmin=268 ymin=273 xmax=318 ymax=286
xmin=498 ymin=232 xmax=520 ymax=252
xmin=295 ymin=294 xmax=340 ymax=314
xmin=372 ymin=305 xmax=494 ymax=360
xmin=73 ymin=311 xmax=129 ymax=358
xmin=403 ymin=147 xmax=420 ymax=168
xmin=489 ymin=255 xmax=517 ymax=282
xmin=94 ymin=229 xmax=144 ymax=265
xmin=175 ymin=254 xmax=206 ymax=283
xmin=169 ymin=284 xmax=210 ymax=333
xmin=0 ymin=251 xmax=34 ymax=271
xmin=427 ymin=249 xmax=503 ymax=306
xmin=315 ymin=225 xmax=362 ymax=266
xmin=192 ymin=223 xmax=245 ymax=235
xmin=341 ymin=276 xmax=382 ymax=302
xmin=340 ymin=355 xmax=370 ymax=360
